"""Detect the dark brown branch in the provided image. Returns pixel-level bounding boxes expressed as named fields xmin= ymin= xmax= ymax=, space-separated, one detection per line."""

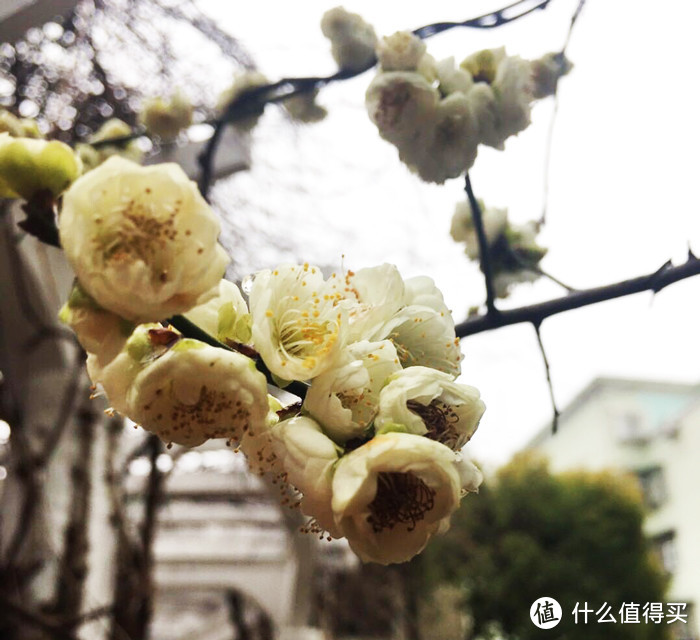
xmin=456 ymin=254 xmax=700 ymax=337
xmin=1 ymin=595 xmax=80 ymax=640
xmin=52 ymin=391 xmax=96 ymax=625
xmin=36 ymin=349 xmax=85 ymax=467
xmin=533 ymin=323 xmax=560 ymax=433
xmin=465 ymin=174 xmax=498 ymax=316
xmin=132 ymin=435 xmax=165 ymax=640
xmin=413 ymin=0 xmax=552 ymax=38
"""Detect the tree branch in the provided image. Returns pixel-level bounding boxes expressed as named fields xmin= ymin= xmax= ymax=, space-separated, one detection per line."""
xmin=168 ymin=315 xmax=310 ymax=399
xmin=456 ymin=254 xmax=700 ymax=337
xmin=533 ymin=322 xmax=560 ymax=433
xmin=52 ymin=391 xmax=96 ymax=625
xmin=465 ymin=174 xmax=498 ymax=316
xmin=1 ymin=595 xmax=80 ymax=640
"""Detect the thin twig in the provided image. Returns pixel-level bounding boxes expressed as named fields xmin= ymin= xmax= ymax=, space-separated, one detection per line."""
xmin=456 ymin=255 xmax=700 ymax=337
xmin=465 ymin=174 xmax=498 ymax=316
xmin=533 ymin=322 xmax=560 ymax=433
xmin=540 ymin=0 xmax=587 ymax=225
xmin=528 ymin=264 xmax=577 ymax=292
xmin=168 ymin=315 xmax=310 ymax=399
xmin=413 ymin=0 xmax=552 ymax=37
xmin=36 ymin=348 xmax=86 ymax=467
xmin=504 ymin=245 xmax=578 ymax=292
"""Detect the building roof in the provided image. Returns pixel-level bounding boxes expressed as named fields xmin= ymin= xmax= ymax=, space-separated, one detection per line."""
xmin=527 ymin=376 xmax=700 ymax=449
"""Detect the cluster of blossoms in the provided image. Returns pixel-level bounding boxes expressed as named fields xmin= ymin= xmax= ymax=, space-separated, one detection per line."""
xmin=39 ymin=155 xmax=486 ymax=564
xmin=451 ymin=199 xmax=547 ymax=298
xmin=363 ymin=30 xmax=571 ymax=183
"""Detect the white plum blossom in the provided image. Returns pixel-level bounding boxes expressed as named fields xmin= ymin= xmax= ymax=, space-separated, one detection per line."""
xmin=331 ymin=432 xmax=481 ymax=564
xmin=365 ymin=71 xmax=438 ymax=147
xmin=184 ymin=279 xmax=252 ymax=345
xmin=450 ymin=199 xmax=508 ymax=259
xmin=375 ymin=366 xmax=485 ymax=451
xmin=249 ymin=263 xmax=348 ymax=381
xmin=405 ymin=92 xmax=479 ymax=184
xmin=436 ymin=57 xmax=474 ymax=96
xmin=304 ymin=340 xmax=401 ymax=444
xmin=321 ymin=7 xmax=378 ymax=71
xmin=491 ymin=55 xmax=534 ymax=144
xmin=450 ymin=199 xmax=547 ymax=298
xmin=59 ymin=156 xmax=229 ymax=323
xmin=376 ymin=275 xmax=462 ymax=377
xmin=464 ymin=82 xmax=501 ymax=149
xmin=460 ymin=47 xmax=506 ymax=85
xmin=461 ymin=48 xmax=534 ymax=149
xmin=338 ymin=264 xmax=406 ymax=341
xmin=269 ymin=416 xmax=343 ymax=536
xmin=127 ymin=338 xmax=269 ymax=447
xmin=376 ymin=31 xmax=427 ymax=71
xmin=59 ymin=281 xmax=134 ymax=364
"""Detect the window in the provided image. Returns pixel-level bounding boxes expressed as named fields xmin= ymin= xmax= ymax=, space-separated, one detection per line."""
xmin=652 ymin=531 xmax=678 ymax=574
xmin=616 ymin=412 xmax=648 ymax=443
xmin=637 ymin=467 xmax=667 ymax=510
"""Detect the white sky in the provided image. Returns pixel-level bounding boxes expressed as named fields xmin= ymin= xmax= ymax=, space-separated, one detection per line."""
xmin=198 ymin=0 xmax=700 ymax=466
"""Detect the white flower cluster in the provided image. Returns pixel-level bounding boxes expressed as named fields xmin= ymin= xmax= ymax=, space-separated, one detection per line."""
xmin=366 ymin=31 xmax=570 ymax=183
xmin=451 ymin=199 xmax=547 ymax=298
xmin=241 ymin=262 xmax=485 ymax=563
xmin=57 ymin=155 xmax=485 ymax=565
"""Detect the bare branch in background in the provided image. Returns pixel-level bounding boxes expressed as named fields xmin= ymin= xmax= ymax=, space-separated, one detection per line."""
xmin=540 ymin=0 xmax=588 ymax=225
xmin=51 ymin=385 xmax=97 ymax=630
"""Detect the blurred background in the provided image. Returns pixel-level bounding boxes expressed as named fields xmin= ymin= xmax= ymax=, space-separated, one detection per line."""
xmin=0 ymin=0 xmax=698 ymax=639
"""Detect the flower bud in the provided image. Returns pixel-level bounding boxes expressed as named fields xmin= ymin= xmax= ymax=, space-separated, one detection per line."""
xmin=0 ymin=133 xmax=82 ymax=200
xmin=321 ymin=7 xmax=378 ymax=71
xmin=139 ymin=90 xmax=193 ymax=140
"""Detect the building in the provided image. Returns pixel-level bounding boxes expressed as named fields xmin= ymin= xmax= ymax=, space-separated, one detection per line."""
xmin=529 ymin=377 xmax=700 ymax=640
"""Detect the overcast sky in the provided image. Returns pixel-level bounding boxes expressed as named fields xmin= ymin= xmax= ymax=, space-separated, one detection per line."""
xmin=197 ymin=0 xmax=700 ymax=467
